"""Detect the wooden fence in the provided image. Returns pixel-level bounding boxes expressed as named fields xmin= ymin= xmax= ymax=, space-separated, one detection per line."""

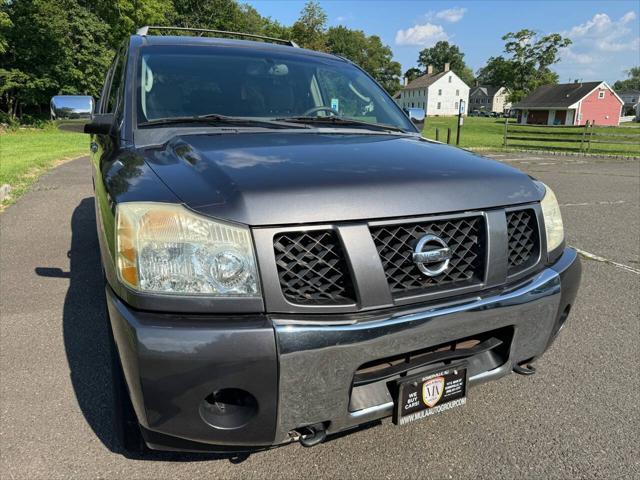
xmin=503 ymin=120 xmax=640 ymax=153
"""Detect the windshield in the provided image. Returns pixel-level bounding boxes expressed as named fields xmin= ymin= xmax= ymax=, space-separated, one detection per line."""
xmin=137 ymin=45 xmax=413 ymax=131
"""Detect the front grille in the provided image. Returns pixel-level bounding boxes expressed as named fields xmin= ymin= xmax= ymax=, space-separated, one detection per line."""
xmin=370 ymin=216 xmax=486 ymax=297
xmin=273 ymin=230 xmax=355 ymax=305
xmin=506 ymin=209 xmax=539 ymax=275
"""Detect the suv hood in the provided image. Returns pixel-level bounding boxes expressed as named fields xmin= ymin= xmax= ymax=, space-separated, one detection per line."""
xmin=142 ymin=132 xmax=540 ymax=226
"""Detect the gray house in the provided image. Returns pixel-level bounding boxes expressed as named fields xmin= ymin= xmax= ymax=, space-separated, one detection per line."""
xmin=469 ymin=85 xmax=511 ymax=114
xmin=617 ymin=90 xmax=639 ymax=120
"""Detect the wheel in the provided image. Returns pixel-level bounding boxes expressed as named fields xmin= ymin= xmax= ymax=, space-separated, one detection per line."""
xmin=108 ymin=312 xmax=148 ymax=456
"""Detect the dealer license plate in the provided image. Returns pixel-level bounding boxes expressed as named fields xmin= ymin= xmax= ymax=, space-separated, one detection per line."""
xmin=392 ymin=364 xmax=468 ymax=426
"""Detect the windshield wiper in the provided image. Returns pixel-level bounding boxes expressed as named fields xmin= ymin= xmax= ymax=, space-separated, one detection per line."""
xmin=274 ymin=116 xmax=407 ymax=133
xmin=138 ymin=114 xmax=310 ymax=129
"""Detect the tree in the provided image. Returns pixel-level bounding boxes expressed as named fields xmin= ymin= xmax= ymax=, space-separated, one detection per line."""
xmin=500 ymin=29 xmax=571 ymax=102
xmin=0 ymin=10 xmax=11 ymax=55
xmin=1 ymin=0 xmax=112 ymax=119
xmin=475 ymin=56 xmax=513 ymax=87
xmin=416 ymin=41 xmax=475 ymax=86
xmin=613 ymin=67 xmax=640 ymax=91
xmin=82 ymin=0 xmax=175 ymax=48
xmin=404 ymin=67 xmax=422 ymax=83
xmin=291 ymin=0 xmax=327 ymax=51
xmin=326 ymin=26 xmax=402 ymax=94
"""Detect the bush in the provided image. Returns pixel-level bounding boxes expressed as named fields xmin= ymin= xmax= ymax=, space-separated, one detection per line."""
xmin=0 ymin=111 xmax=51 ymax=129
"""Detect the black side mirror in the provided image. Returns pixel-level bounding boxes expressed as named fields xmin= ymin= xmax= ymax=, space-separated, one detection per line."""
xmin=84 ymin=114 xmax=115 ymax=135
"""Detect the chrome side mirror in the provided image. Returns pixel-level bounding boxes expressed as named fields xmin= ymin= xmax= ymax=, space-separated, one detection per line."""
xmin=406 ymin=107 xmax=426 ymax=130
xmin=50 ymin=95 xmax=94 ymax=132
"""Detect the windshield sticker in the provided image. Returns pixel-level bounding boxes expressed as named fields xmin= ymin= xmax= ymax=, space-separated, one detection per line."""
xmin=331 ymin=98 xmax=339 ymax=112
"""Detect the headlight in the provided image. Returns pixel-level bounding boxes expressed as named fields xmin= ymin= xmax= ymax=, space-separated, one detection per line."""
xmin=537 ymin=182 xmax=564 ymax=252
xmin=115 ymin=202 xmax=261 ymax=296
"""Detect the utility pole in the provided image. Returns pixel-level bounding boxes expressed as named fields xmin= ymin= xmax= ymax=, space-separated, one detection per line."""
xmin=456 ymin=99 xmax=465 ymax=146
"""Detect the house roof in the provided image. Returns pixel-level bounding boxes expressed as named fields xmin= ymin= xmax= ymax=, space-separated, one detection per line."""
xmin=404 ymin=71 xmax=449 ymax=90
xmin=470 ymin=85 xmax=503 ymax=98
xmin=513 ymin=82 xmax=605 ymax=108
xmin=617 ymin=90 xmax=640 ymax=105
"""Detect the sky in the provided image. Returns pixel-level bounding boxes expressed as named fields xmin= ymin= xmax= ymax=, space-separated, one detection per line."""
xmin=245 ymin=0 xmax=640 ymax=84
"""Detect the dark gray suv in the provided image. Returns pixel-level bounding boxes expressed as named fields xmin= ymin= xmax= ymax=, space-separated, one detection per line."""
xmin=51 ymin=26 xmax=581 ymax=454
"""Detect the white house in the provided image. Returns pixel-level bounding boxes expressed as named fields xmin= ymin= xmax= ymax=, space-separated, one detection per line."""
xmin=396 ymin=64 xmax=470 ymax=116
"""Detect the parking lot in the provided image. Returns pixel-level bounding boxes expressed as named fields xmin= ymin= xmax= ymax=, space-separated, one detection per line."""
xmin=1 ymin=151 xmax=638 ymax=479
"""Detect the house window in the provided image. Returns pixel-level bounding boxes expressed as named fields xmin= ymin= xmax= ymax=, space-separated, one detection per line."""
xmin=438 ymin=89 xmax=442 ymax=96
xmin=455 ymin=101 xmax=459 ymax=110
xmin=598 ymin=91 xmax=605 ymax=99
xmin=437 ymin=102 xmax=441 ymax=109
xmin=449 ymin=76 xmax=452 ymax=83
xmin=456 ymin=89 xmax=459 ymax=96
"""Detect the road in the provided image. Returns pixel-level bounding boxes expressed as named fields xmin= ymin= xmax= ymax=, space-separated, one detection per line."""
xmin=1 ymin=152 xmax=639 ymax=479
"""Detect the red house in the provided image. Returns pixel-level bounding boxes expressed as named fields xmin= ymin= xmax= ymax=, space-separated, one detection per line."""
xmin=513 ymin=81 xmax=624 ymax=126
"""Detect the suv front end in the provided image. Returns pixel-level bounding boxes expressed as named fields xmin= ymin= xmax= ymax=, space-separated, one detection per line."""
xmin=106 ymin=188 xmax=580 ymax=451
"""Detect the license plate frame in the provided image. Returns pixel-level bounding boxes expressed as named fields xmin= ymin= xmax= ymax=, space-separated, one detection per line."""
xmin=392 ymin=363 xmax=468 ymax=426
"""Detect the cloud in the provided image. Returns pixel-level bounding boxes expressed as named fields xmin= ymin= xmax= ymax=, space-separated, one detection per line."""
xmin=334 ymin=14 xmax=353 ymax=24
xmin=562 ymin=49 xmax=594 ymax=65
xmin=564 ymin=11 xmax=639 ymax=53
xmin=435 ymin=7 xmax=467 ymax=23
xmin=395 ymin=23 xmax=449 ymax=46
xmin=620 ymin=11 xmax=637 ymax=24
xmin=555 ymin=11 xmax=638 ymax=82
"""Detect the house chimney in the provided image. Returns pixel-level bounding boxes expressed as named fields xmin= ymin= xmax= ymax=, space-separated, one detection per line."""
xmin=403 ymin=76 xmax=408 ymax=86
xmin=427 ymin=65 xmax=434 ymax=75
xmin=444 ymin=62 xmax=450 ymax=72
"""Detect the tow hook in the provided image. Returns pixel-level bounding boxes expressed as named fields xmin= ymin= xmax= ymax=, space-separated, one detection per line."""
xmin=293 ymin=423 xmax=327 ymax=447
xmin=513 ymin=363 xmax=536 ymax=376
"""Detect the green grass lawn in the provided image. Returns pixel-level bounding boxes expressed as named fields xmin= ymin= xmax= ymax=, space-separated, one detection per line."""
xmin=0 ymin=127 xmax=88 ymax=208
xmin=422 ymin=116 xmax=640 ymax=156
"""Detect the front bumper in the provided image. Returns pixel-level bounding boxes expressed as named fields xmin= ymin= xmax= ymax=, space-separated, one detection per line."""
xmin=107 ymin=247 xmax=581 ymax=451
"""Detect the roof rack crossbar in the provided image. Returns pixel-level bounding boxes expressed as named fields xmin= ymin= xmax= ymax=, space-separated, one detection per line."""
xmin=136 ymin=25 xmax=299 ymax=47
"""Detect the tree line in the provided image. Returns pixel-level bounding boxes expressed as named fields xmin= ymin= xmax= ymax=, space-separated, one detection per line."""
xmin=1 ymin=0 xmax=638 ymax=124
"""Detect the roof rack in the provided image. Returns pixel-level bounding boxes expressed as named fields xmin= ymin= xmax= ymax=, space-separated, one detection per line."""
xmin=136 ymin=26 xmax=299 ymax=48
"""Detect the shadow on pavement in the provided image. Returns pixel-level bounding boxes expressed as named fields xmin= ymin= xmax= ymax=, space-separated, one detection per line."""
xmin=35 ymin=197 xmax=251 ymax=463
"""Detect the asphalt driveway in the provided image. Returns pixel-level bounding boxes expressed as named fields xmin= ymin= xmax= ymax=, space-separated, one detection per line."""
xmin=1 ymin=152 xmax=638 ymax=479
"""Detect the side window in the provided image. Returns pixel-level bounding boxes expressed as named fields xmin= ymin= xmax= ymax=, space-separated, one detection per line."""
xmin=103 ymin=49 xmax=126 ymax=114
